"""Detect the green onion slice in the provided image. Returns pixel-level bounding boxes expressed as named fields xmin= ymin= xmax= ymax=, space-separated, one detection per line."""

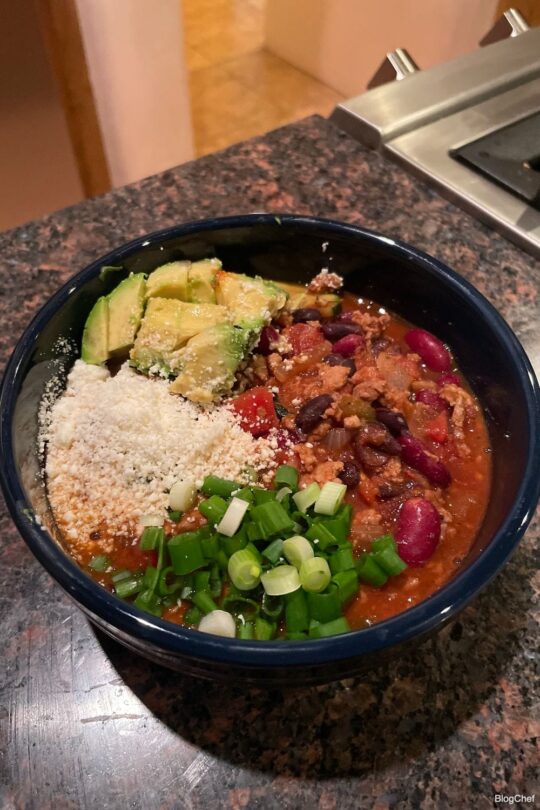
xmin=89 ymin=554 xmax=110 ymax=572
xmin=216 ymin=496 xmax=249 ymax=537
xmin=261 ymin=565 xmax=301 ymax=596
xmin=293 ymin=482 xmax=321 ymax=513
xmin=198 ymin=609 xmax=236 ymax=637
xmin=314 ymin=481 xmax=347 ymax=516
xmin=228 ymin=548 xmax=262 ymax=591
xmin=282 ymin=535 xmax=314 ymax=570
xmin=274 ymin=464 xmax=299 ymax=492
xmin=299 ymin=557 xmax=331 ymax=593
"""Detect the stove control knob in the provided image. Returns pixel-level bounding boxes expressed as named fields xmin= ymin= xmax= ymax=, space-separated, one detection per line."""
xmin=479 ymin=7 xmax=529 ymax=46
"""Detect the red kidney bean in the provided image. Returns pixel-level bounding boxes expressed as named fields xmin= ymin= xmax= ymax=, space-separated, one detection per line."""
xmin=398 ymin=432 xmax=451 ymax=488
xmin=295 ymin=394 xmax=333 ymax=433
xmin=339 ymin=460 xmax=360 ymax=488
xmin=331 ymin=333 xmax=364 ymax=357
xmin=325 ymin=354 xmax=356 ymax=375
xmin=257 ymin=326 xmax=279 ymax=356
xmin=415 ymin=389 xmax=449 ymax=412
xmin=292 ymin=307 xmax=321 ymax=323
xmin=396 ymin=497 xmax=441 ymax=566
xmin=375 ymin=407 xmax=408 ymax=436
xmin=438 ymin=371 xmax=462 ymax=387
xmin=404 ymin=328 xmax=451 ymax=372
xmin=322 ymin=322 xmax=363 ymax=342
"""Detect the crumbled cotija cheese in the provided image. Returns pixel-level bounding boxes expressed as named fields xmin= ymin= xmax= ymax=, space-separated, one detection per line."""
xmin=43 ymin=361 xmax=277 ymax=551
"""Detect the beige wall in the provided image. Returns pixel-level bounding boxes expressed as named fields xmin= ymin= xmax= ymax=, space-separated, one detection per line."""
xmin=0 ymin=0 xmax=84 ymax=232
xmin=75 ymin=0 xmax=194 ymax=188
xmin=265 ymin=0 xmax=499 ymax=97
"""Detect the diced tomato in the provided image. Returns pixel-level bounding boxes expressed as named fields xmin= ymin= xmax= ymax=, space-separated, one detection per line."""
xmin=425 ymin=411 xmax=449 ymax=444
xmin=285 ymin=323 xmax=325 ymax=355
xmin=231 ymin=387 xmax=279 ymax=436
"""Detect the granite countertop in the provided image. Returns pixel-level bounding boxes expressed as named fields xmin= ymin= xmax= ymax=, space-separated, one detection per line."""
xmin=0 ymin=117 xmax=538 ymax=810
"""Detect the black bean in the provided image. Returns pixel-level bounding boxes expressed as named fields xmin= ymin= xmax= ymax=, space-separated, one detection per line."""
xmin=321 ymin=322 xmax=362 ymax=342
xmin=292 ymin=307 xmax=321 ymax=323
xmin=295 ymin=394 xmax=333 ymax=433
xmin=325 ymin=354 xmax=356 ymax=376
xmin=355 ymin=444 xmax=389 ymax=471
xmin=339 ymin=461 xmax=360 ymax=488
xmin=375 ymin=407 xmax=408 ymax=436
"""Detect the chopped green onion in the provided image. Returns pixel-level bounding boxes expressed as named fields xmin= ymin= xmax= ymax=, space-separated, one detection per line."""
xmin=139 ymin=513 xmax=164 ymax=528
xmin=285 ymin=588 xmax=310 ymax=633
xmin=261 ymin=593 xmax=284 ymax=620
xmin=134 ymin=589 xmax=162 ymax=617
xmin=216 ymin=497 xmax=249 ymax=537
xmin=168 ymin=532 xmax=206 ymax=575
xmin=371 ymin=534 xmax=396 ymax=554
xmin=372 ymin=546 xmax=407 ymax=577
xmin=228 ymin=548 xmax=262 ymax=591
xmin=89 ymin=554 xmax=110 ymax=572
xmin=282 ymin=535 xmax=314 ymax=570
xmin=198 ymin=609 xmax=236 ymax=637
xmin=314 ymin=481 xmax=347 ymax=516
xmin=250 ymin=501 xmax=294 ymax=539
xmin=238 ymin=621 xmax=254 ymax=639
xmin=115 ymin=575 xmax=143 ymax=599
xmin=262 ymin=538 xmax=284 ymax=564
xmin=299 ymin=557 xmax=331 ymax=593
xmin=208 ymin=564 xmax=222 ymax=598
xmin=157 ymin=566 xmax=184 ymax=596
xmin=286 ymin=631 xmax=308 ymax=640
xmin=261 ymin=564 xmax=301 ymax=596
xmin=247 ymin=522 xmax=264 ymax=542
xmin=234 ymin=486 xmax=254 ymax=504
xmin=254 ymin=616 xmax=275 ymax=640
xmin=215 ymin=549 xmax=230 ymax=572
xmin=184 ymin=605 xmax=201 ymax=624
xmin=168 ymin=510 xmax=182 ymax=522
xmin=168 ymin=479 xmax=197 ymax=512
xmin=274 ymin=464 xmax=299 ymax=491
xmin=308 ymin=616 xmax=350 ymax=638
xmin=222 ymin=527 xmax=249 ymax=557
xmin=318 ymin=516 xmax=349 ymax=544
xmin=293 ymin=482 xmax=321 ymax=513
xmin=193 ymin=570 xmax=210 ymax=592
xmin=192 ymin=590 xmax=218 ymax=615
xmin=329 ymin=546 xmax=356 ymax=574
xmin=222 ymin=591 xmax=260 ymax=615
xmin=201 ymin=475 xmax=240 ymax=499
xmin=275 ymin=486 xmax=292 ymax=502
xmin=198 ymin=495 xmax=228 ymax=525
xmin=253 ymin=487 xmax=276 ymax=505
xmin=306 ymin=589 xmax=342 ymax=623
xmin=201 ymin=533 xmax=219 ymax=559
xmin=140 ymin=526 xmax=164 ymax=551
xmin=356 ymin=553 xmax=388 ymax=587
xmin=111 ymin=569 xmax=131 ymax=583
xmin=331 ymin=569 xmax=358 ymax=605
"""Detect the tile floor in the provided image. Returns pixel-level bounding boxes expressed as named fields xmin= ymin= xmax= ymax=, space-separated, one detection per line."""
xmin=182 ymin=0 xmax=344 ymax=156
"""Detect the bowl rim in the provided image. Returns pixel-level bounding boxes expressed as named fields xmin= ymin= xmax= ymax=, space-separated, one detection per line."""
xmin=1 ymin=212 xmax=539 ymax=668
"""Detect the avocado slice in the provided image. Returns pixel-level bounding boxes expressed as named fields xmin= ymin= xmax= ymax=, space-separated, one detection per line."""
xmin=146 ymin=261 xmax=190 ymax=300
xmin=107 ymin=273 xmax=146 ymax=356
xmin=81 ymin=296 xmax=109 ymax=365
xmin=130 ymin=298 xmax=230 ymax=373
xmin=188 ymin=258 xmax=221 ymax=304
xmin=215 ymin=270 xmax=287 ymax=329
xmin=285 ymin=289 xmax=342 ymax=318
xmin=169 ymin=324 xmax=248 ymax=402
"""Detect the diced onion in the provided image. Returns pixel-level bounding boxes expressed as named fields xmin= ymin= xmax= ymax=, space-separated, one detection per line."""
xmin=282 ymin=535 xmax=314 ymax=570
xmin=198 ymin=610 xmax=236 ymax=638
xmin=276 ymin=486 xmax=292 ymax=502
xmin=322 ymin=428 xmax=353 ymax=451
xmin=300 ymin=557 xmax=331 ymax=592
xmin=293 ymin=482 xmax=321 ymax=513
xmin=169 ymin=479 xmax=197 ymax=512
xmin=216 ymin=496 xmax=249 ymax=537
xmin=261 ymin=565 xmax=301 ymax=596
xmin=138 ymin=513 xmax=164 ymax=528
xmin=314 ymin=481 xmax=347 ymax=516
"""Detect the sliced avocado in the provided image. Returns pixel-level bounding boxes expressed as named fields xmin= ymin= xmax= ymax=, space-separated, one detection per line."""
xmin=285 ymin=290 xmax=341 ymax=318
xmin=130 ymin=298 xmax=230 ymax=373
xmin=188 ymin=258 xmax=221 ymax=304
xmin=169 ymin=324 xmax=247 ymax=402
xmin=81 ymin=296 xmax=109 ymax=365
xmin=107 ymin=273 xmax=146 ymax=356
xmin=215 ymin=270 xmax=287 ymax=329
xmin=146 ymin=261 xmax=190 ymax=300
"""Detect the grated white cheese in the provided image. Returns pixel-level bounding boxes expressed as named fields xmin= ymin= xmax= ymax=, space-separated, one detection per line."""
xmin=42 ymin=361 xmax=277 ymax=551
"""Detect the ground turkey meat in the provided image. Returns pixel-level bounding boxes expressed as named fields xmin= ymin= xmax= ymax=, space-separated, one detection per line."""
xmin=308 ymin=271 xmax=343 ymax=293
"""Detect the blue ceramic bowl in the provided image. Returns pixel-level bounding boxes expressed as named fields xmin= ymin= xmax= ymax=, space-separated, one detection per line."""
xmin=1 ymin=214 xmax=539 ymax=685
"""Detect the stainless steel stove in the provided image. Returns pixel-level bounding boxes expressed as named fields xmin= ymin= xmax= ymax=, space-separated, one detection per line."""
xmin=330 ymin=11 xmax=540 ymax=257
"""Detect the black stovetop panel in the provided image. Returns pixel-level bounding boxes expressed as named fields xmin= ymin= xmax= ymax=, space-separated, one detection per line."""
xmin=451 ymin=112 xmax=540 ymax=210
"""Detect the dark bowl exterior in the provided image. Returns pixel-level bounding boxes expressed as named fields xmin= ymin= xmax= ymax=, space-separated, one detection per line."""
xmin=1 ymin=214 xmax=539 ymax=686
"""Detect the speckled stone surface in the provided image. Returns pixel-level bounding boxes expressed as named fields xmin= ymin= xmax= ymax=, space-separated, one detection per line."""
xmin=0 ymin=117 xmax=538 ymax=810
